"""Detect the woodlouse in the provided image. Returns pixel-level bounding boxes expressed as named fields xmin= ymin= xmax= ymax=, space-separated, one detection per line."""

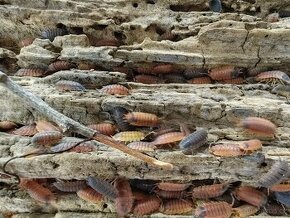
xmin=239 ymin=117 xmax=276 ymax=136
xmin=36 ymin=120 xmax=61 ymax=132
xmin=183 ymin=68 xmax=208 ymax=79
xmin=12 ymin=124 xmax=38 ymax=136
xmin=15 ymin=68 xmax=45 ymax=77
xmin=162 ymin=73 xmax=186 ymax=83
xmin=157 ymin=182 xmax=191 ymax=192
xmin=258 ymin=160 xmax=289 ymax=188
xmin=124 ymin=112 xmax=160 ymax=127
xmin=233 ymin=186 xmax=267 ymax=208
xmin=192 ymin=183 xmax=230 ymax=199
xmin=19 ymin=178 xmax=56 ymax=203
xmin=0 ymin=121 xmax=17 ymax=131
xmin=274 ymin=191 xmax=290 ymax=206
xmin=209 ymin=66 xmax=244 ymax=81
xmin=110 ymin=106 xmax=133 ymax=131
xmin=220 ymin=77 xmax=245 ymax=84
xmin=31 ymin=131 xmax=63 ymax=147
xmin=86 ymin=176 xmax=117 ymax=200
xmin=270 ymin=183 xmax=290 ymax=192
xmin=255 ymin=70 xmax=290 ymax=85
xmin=114 ymin=178 xmax=134 ymax=216
xmin=264 ymin=201 xmax=287 ymax=216
xmin=55 ymin=80 xmax=86 ymax=91
xmin=179 ymin=128 xmax=208 ymax=154
xmin=136 ymin=66 xmax=155 ymax=74
xmin=87 ymin=122 xmax=117 ymax=136
xmin=209 ymin=143 xmax=245 ymax=157
xmin=53 ymin=180 xmax=87 ymax=192
xmin=133 ymin=197 xmax=161 ymax=216
xmin=93 ymin=38 xmax=121 ymax=47
xmin=69 ymin=143 xmax=96 ymax=153
xmin=134 ymin=74 xmax=162 ymax=84
xmin=160 ymin=199 xmax=192 ymax=215
xmin=232 ymin=204 xmax=259 ymax=218
xmin=239 ymin=139 xmax=262 ymax=153
xmin=41 ymin=27 xmax=68 ymax=41
xmin=77 ymin=187 xmax=104 ymax=203
xmin=99 ymin=84 xmax=129 ymax=96
xmin=195 ymin=201 xmax=232 ymax=218
xmin=187 ymin=77 xmax=212 ymax=84
xmin=127 ymin=141 xmax=156 ymax=152
xmin=47 ymin=61 xmax=75 ymax=73
xmin=152 ymin=131 xmax=185 ymax=146
xmin=155 ymin=189 xmax=184 ymax=199
xmin=152 ymin=64 xmax=177 ymax=74
xmin=50 ymin=141 xmax=94 ymax=153
xmin=112 ymin=131 xmax=146 ymax=142
xmin=209 ymin=0 xmax=222 ymax=13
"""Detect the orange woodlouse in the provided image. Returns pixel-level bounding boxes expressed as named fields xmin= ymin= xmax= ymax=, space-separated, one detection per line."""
xmin=69 ymin=142 xmax=96 ymax=153
xmin=152 ymin=64 xmax=177 ymax=74
xmin=77 ymin=187 xmax=104 ymax=203
xmin=209 ymin=66 xmax=244 ymax=81
xmin=192 ymin=183 xmax=230 ymax=199
xmin=87 ymin=176 xmax=117 ymax=200
xmin=187 ymin=77 xmax=212 ymax=84
xmin=15 ymin=68 xmax=45 ymax=77
xmin=110 ymin=106 xmax=133 ymax=131
xmin=255 ymin=70 xmax=290 ymax=85
xmin=53 ymin=180 xmax=87 ymax=192
xmin=87 ymin=122 xmax=117 ymax=136
xmin=41 ymin=27 xmax=68 ymax=41
xmin=18 ymin=38 xmax=34 ymax=48
xmin=0 ymin=121 xmax=17 ymax=131
xmin=209 ymin=143 xmax=245 ymax=157
xmin=36 ymin=120 xmax=61 ymax=132
xmin=155 ymin=189 xmax=184 ymax=199
xmin=152 ymin=131 xmax=185 ymax=146
xmin=124 ymin=112 xmax=160 ymax=127
xmin=269 ymin=183 xmax=290 ymax=192
xmin=47 ymin=61 xmax=75 ymax=73
xmin=127 ymin=141 xmax=156 ymax=152
xmin=160 ymin=199 xmax=192 ymax=215
xmin=179 ymin=128 xmax=208 ymax=154
xmin=136 ymin=66 xmax=155 ymax=74
xmin=133 ymin=197 xmax=161 ymax=216
xmin=195 ymin=201 xmax=232 ymax=218
xmin=134 ymin=74 xmax=163 ymax=84
xmin=112 ymin=131 xmax=146 ymax=143
xmin=232 ymin=204 xmax=259 ymax=218
xmin=19 ymin=178 xmax=56 ymax=203
xmin=238 ymin=117 xmax=276 ymax=136
xmin=219 ymin=77 xmax=245 ymax=84
xmin=258 ymin=160 xmax=289 ymax=188
xmin=114 ymin=178 xmax=134 ymax=216
xmin=12 ymin=124 xmax=38 ymax=136
xmin=31 ymin=131 xmax=63 ymax=147
xmin=157 ymin=182 xmax=191 ymax=192
xmin=239 ymin=139 xmax=262 ymax=153
xmin=99 ymin=84 xmax=129 ymax=95
xmin=233 ymin=186 xmax=267 ymax=208
xmin=55 ymin=80 xmax=86 ymax=91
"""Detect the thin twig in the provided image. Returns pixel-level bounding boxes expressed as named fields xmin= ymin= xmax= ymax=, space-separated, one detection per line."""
xmin=0 ymin=72 xmax=174 ymax=170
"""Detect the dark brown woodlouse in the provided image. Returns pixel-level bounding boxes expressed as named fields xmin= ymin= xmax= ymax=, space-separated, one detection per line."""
xmin=86 ymin=176 xmax=117 ymax=200
xmin=114 ymin=178 xmax=134 ymax=216
xmin=195 ymin=201 xmax=232 ymax=218
xmin=93 ymin=38 xmax=121 ymax=47
xmin=77 ymin=187 xmax=104 ymax=203
xmin=258 ymin=160 xmax=289 ymax=188
xmin=15 ymin=68 xmax=45 ymax=77
xmin=41 ymin=27 xmax=68 ymax=41
xmin=55 ymin=80 xmax=86 ymax=91
xmin=11 ymin=124 xmax=38 ymax=136
xmin=87 ymin=122 xmax=117 ymax=136
xmin=233 ymin=186 xmax=267 ymax=208
xmin=162 ymin=73 xmax=186 ymax=83
xmin=183 ymin=68 xmax=208 ymax=79
xmin=133 ymin=197 xmax=161 ymax=216
xmin=239 ymin=117 xmax=277 ymax=136
xmin=31 ymin=131 xmax=63 ymax=147
xmin=53 ymin=180 xmax=87 ymax=192
xmin=178 ymin=128 xmax=207 ymax=154
xmin=209 ymin=66 xmax=244 ymax=81
xmin=19 ymin=178 xmax=56 ymax=203
xmin=134 ymin=74 xmax=163 ymax=84
xmin=99 ymin=84 xmax=129 ymax=96
xmin=124 ymin=112 xmax=160 ymax=127
xmin=192 ymin=183 xmax=230 ymax=199
xmin=110 ymin=106 xmax=133 ymax=131
xmin=160 ymin=199 xmax=192 ymax=215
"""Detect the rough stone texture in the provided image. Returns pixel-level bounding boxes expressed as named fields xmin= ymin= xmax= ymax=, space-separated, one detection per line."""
xmin=1 ymin=0 xmax=290 ymax=217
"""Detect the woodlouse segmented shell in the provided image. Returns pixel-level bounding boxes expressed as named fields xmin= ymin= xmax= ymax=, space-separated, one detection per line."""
xmin=209 ymin=66 xmax=243 ymax=81
xmin=270 ymin=183 xmax=290 ymax=192
xmin=12 ymin=124 xmax=38 ymax=136
xmin=87 ymin=123 xmax=117 ymax=136
xmin=133 ymin=197 xmax=161 ymax=216
xmin=152 ymin=64 xmax=177 ymax=74
xmin=41 ymin=28 xmax=68 ymax=41
xmin=187 ymin=77 xmax=212 ymax=84
xmin=220 ymin=77 xmax=245 ymax=84
xmin=93 ymin=38 xmax=121 ymax=47
xmin=162 ymin=73 xmax=186 ymax=83
xmin=239 ymin=117 xmax=276 ymax=136
xmin=183 ymin=68 xmax=208 ymax=79
xmin=124 ymin=112 xmax=160 ymax=127
xmin=209 ymin=144 xmax=245 ymax=157
xmin=127 ymin=141 xmax=156 ymax=152
xmin=233 ymin=204 xmax=259 ymax=218
xmin=15 ymin=68 xmax=45 ymax=77
xmin=112 ymin=131 xmax=146 ymax=142
xmin=179 ymin=128 xmax=208 ymax=154
xmin=192 ymin=183 xmax=230 ymax=199
xmin=69 ymin=143 xmax=96 ymax=153
xmin=77 ymin=187 xmax=104 ymax=203
xmin=209 ymin=0 xmax=222 ymax=13
xmin=160 ymin=199 xmax=192 ymax=215
xmin=155 ymin=189 xmax=184 ymax=199
xmin=239 ymin=139 xmax=262 ymax=153
xmin=255 ymin=70 xmax=290 ymax=84
xmin=31 ymin=131 xmax=63 ymax=146
xmin=157 ymin=182 xmax=191 ymax=192
xmin=47 ymin=61 xmax=75 ymax=73
xmin=233 ymin=186 xmax=267 ymax=208
xmin=87 ymin=176 xmax=117 ymax=200
xmin=55 ymin=80 xmax=86 ymax=91
xmin=50 ymin=141 xmax=95 ymax=153
xmin=195 ymin=201 xmax=232 ymax=218
xmin=0 ymin=121 xmax=17 ymax=131
xmin=100 ymin=84 xmax=129 ymax=95
xmin=110 ymin=106 xmax=133 ymax=131
xmin=152 ymin=131 xmax=185 ymax=146
xmin=134 ymin=74 xmax=162 ymax=84
xmin=53 ymin=180 xmax=87 ymax=192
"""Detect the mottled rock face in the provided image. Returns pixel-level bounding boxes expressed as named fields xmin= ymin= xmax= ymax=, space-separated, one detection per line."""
xmin=1 ymin=1 xmax=290 ymax=217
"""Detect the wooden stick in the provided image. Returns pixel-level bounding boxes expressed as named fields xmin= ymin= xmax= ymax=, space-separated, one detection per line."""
xmin=0 ymin=72 xmax=173 ymax=170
